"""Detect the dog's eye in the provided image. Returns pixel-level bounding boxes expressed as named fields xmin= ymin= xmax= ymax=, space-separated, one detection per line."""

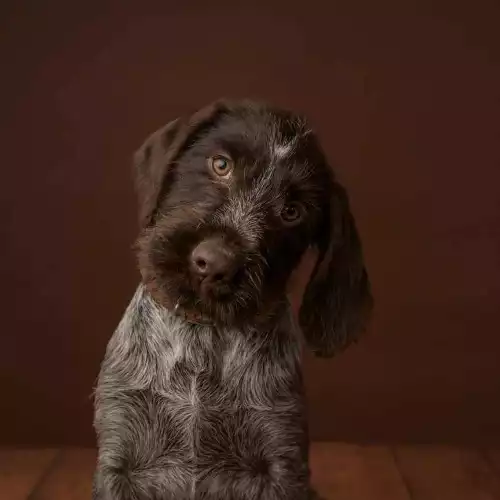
xmin=208 ymin=155 xmax=234 ymax=177
xmin=281 ymin=202 xmax=303 ymax=224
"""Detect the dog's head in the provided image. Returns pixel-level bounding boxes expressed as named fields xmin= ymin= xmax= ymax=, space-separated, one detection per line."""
xmin=134 ymin=99 xmax=372 ymax=355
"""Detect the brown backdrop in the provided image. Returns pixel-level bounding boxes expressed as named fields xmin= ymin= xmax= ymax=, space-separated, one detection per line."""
xmin=1 ymin=0 xmax=499 ymax=447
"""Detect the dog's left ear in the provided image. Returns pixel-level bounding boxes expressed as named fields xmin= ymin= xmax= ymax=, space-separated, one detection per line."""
xmin=133 ymin=101 xmax=228 ymax=228
xmin=298 ymin=178 xmax=373 ymax=357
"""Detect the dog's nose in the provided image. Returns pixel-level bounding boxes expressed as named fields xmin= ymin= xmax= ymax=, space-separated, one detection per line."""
xmin=190 ymin=239 xmax=237 ymax=283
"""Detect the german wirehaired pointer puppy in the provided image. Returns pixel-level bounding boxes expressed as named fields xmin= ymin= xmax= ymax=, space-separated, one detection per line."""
xmin=93 ymin=99 xmax=372 ymax=499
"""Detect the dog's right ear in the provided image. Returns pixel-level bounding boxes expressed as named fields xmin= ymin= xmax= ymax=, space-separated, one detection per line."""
xmin=133 ymin=101 xmax=229 ymax=228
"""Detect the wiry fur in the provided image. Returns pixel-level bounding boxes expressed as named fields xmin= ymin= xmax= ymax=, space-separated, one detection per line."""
xmin=93 ymin=99 xmax=372 ymax=499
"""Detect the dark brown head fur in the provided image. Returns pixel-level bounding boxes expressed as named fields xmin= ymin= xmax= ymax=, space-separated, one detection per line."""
xmin=134 ymin=99 xmax=372 ymax=355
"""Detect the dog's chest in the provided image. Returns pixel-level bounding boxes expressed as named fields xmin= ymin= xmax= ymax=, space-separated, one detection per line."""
xmin=154 ymin=321 xmax=300 ymax=411
xmin=104 ymin=287 xmax=302 ymax=406
xmin=96 ymin=289 xmax=309 ymax=498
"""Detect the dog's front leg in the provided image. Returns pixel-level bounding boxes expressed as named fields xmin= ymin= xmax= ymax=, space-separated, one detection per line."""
xmin=92 ymin=465 xmax=134 ymax=500
xmin=92 ymin=470 xmax=106 ymax=500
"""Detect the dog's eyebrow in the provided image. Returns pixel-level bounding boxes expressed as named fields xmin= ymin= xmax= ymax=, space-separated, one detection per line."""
xmin=211 ymin=138 xmax=257 ymax=160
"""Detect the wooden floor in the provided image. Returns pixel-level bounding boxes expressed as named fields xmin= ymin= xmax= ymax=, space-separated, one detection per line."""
xmin=1 ymin=445 xmax=499 ymax=499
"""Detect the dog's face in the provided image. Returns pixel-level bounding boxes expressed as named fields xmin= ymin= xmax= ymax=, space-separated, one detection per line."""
xmin=135 ymin=100 xmax=372 ymax=355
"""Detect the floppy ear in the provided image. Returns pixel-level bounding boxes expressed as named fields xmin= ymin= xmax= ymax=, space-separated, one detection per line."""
xmin=133 ymin=101 xmax=229 ymax=228
xmin=298 ymin=178 xmax=373 ymax=357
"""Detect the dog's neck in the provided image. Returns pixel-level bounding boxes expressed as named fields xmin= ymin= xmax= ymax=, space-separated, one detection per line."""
xmin=143 ymin=282 xmax=290 ymax=331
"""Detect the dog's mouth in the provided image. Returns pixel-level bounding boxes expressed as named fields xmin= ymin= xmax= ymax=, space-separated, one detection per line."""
xmin=190 ymin=266 xmax=244 ymax=300
xmin=179 ymin=264 xmax=262 ymax=324
xmin=138 ymin=225 xmax=267 ymax=325
xmin=144 ymin=257 xmax=263 ymax=326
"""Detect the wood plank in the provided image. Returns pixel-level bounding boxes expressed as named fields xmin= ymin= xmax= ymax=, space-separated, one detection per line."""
xmin=30 ymin=448 xmax=96 ymax=500
xmin=0 ymin=448 xmax=58 ymax=500
xmin=310 ymin=442 xmax=410 ymax=500
xmin=394 ymin=445 xmax=500 ymax=500
xmin=1 ymin=445 xmax=496 ymax=500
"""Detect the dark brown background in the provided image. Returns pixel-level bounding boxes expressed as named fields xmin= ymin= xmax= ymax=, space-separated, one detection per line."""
xmin=1 ymin=0 xmax=499 ymax=447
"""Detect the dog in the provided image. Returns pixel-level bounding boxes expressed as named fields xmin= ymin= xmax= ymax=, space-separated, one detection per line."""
xmin=93 ymin=99 xmax=372 ymax=499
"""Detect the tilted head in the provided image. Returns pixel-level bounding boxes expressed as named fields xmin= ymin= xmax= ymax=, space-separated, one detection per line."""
xmin=134 ymin=99 xmax=372 ymax=356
